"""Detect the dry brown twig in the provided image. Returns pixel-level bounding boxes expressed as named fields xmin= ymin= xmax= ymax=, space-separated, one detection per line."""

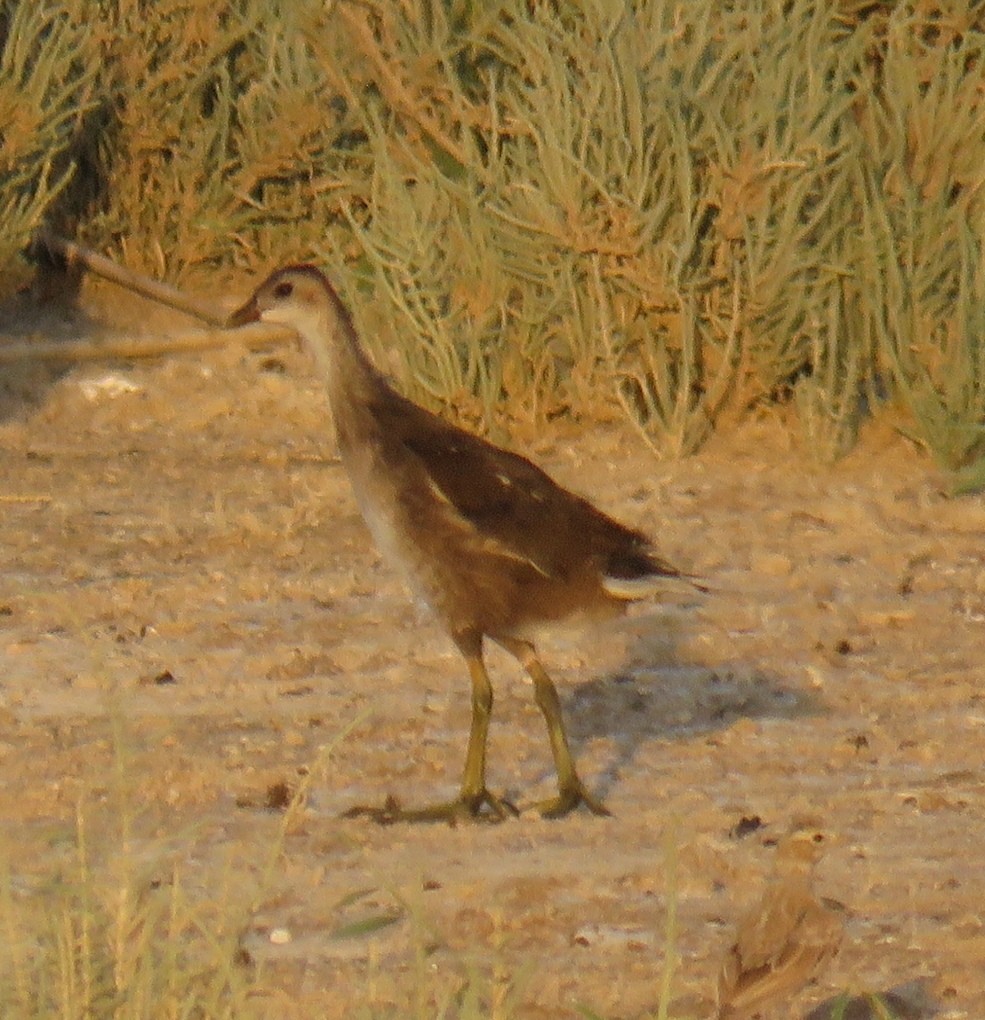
xmin=0 ymin=232 xmax=295 ymax=365
xmin=0 ymin=322 xmax=294 ymax=365
xmin=34 ymin=230 xmax=227 ymax=325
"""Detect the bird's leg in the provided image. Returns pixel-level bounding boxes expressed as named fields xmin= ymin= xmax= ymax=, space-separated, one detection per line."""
xmin=458 ymin=650 xmax=496 ymax=806
xmin=497 ymin=637 xmax=610 ymax=819
xmin=342 ymin=633 xmax=516 ymax=824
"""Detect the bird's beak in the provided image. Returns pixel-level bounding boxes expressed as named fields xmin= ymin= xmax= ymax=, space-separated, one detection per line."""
xmin=225 ymin=295 xmax=260 ymax=329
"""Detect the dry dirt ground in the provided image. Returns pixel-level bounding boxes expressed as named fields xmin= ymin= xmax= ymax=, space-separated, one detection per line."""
xmin=1 ymin=287 xmax=984 ymax=1018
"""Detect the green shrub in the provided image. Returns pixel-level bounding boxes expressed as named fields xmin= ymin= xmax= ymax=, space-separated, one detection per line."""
xmin=854 ymin=6 xmax=985 ymax=469
xmin=3 ymin=0 xmax=985 ymax=461
xmin=0 ymin=1 xmax=95 ymax=295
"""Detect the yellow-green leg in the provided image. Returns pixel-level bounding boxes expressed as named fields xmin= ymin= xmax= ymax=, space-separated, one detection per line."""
xmin=342 ymin=632 xmax=516 ymax=824
xmin=497 ymin=637 xmax=610 ymax=818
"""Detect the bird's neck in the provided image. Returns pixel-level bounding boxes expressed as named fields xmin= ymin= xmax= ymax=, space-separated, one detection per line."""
xmin=300 ymin=298 xmax=388 ymax=410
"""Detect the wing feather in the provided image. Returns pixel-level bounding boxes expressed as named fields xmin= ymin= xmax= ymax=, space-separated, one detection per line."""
xmin=369 ymin=389 xmax=681 ymax=586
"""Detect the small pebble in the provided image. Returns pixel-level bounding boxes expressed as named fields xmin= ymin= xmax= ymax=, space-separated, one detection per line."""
xmin=751 ymin=552 xmax=794 ymax=576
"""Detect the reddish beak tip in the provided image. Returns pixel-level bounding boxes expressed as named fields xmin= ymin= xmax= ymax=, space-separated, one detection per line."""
xmin=226 ymin=299 xmax=259 ymax=328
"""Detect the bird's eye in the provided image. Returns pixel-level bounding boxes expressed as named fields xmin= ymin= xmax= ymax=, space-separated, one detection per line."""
xmin=273 ymin=281 xmax=293 ymax=299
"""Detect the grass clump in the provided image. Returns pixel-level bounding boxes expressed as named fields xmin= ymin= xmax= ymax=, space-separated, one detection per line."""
xmin=0 ymin=1 xmax=95 ymax=295
xmin=74 ymin=0 xmax=355 ymax=282
xmin=0 ymin=801 xmax=262 ymax=1020
xmin=854 ymin=6 xmax=985 ymax=471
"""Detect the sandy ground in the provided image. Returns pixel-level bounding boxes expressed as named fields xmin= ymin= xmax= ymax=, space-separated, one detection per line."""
xmin=1 ymin=290 xmax=983 ymax=1018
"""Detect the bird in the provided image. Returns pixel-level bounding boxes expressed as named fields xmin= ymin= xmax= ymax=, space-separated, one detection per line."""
xmin=227 ymin=264 xmax=698 ymax=823
xmin=717 ymin=827 xmax=845 ymax=1018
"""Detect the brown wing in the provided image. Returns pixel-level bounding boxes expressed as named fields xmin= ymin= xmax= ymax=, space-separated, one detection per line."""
xmin=369 ymin=388 xmax=681 ymax=584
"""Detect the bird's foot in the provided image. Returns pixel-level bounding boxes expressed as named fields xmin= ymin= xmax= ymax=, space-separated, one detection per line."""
xmin=341 ymin=790 xmax=518 ymax=826
xmin=524 ymin=777 xmax=611 ymax=819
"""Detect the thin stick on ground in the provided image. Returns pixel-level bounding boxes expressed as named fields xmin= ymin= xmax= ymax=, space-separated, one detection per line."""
xmin=33 ymin=230 xmax=227 ymax=326
xmin=0 ymin=321 xmax=295 ymax=365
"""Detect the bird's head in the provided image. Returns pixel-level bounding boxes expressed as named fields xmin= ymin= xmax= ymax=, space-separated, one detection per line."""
xmin=773 ymin=825 xmax=831 ymax=875
xmin=226 ymin=264 xmax=342 ymax=333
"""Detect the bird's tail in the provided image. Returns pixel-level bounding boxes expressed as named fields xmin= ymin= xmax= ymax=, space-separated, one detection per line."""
xmin=602 ymin=548 xmax=709 ymax=600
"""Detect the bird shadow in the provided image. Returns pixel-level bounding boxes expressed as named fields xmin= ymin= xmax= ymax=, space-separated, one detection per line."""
xmin=551 ymin=606 xmax=824 ymax=801
xmin=802 ymin=978 xmax=940 ymax=1019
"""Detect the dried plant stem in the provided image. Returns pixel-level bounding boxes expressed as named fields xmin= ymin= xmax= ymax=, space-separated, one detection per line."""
xmin=590 ymin=255 xmax=662 ymax=459
xmin=0 ymin=322 xmax=294 ymax=365
xmin=34 ymin=231 xmax=228 ymax=326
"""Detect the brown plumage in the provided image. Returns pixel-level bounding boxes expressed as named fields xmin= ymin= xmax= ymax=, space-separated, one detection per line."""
xmin=228 ymin=264 xmax=696 ymax=822
xmin=717 ymin=828 xmax=845 ymax=1019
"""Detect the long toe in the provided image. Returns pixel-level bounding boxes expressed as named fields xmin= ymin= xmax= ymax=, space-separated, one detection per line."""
xmin=469 ymin=788 xmax=520 ymax=821
xmin=340 ymin=794 xmax=406 ymax=825
xmin=341 ymin=790 xmax=517 ymax=826
xmin=528 ymin=779 xmax=611 ymax=819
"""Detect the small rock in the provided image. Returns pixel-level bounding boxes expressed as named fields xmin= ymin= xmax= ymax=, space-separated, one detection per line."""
xmin=751 ymin=553 xmax=794 ymax=576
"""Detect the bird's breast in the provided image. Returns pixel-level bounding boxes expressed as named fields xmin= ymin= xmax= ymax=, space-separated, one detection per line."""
xmin=340 ymin=440 xmax=448 ymax=609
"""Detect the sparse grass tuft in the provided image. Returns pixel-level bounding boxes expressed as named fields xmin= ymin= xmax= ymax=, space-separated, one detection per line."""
xmin=0 ymin=701 xmax=352 ymax=1020
xmin=0 ymin=796 xmax=262 ymax=1020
